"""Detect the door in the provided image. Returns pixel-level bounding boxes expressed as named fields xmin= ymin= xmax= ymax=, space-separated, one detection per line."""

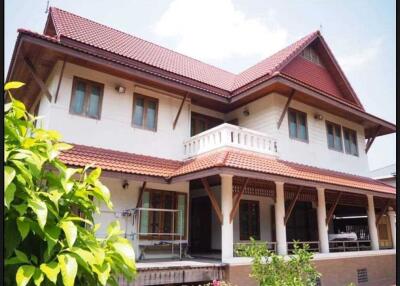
xmin=378 ymin=215 xmax=393 ymax=249
xmin=190 ymin=196 xmax=212 ymax=253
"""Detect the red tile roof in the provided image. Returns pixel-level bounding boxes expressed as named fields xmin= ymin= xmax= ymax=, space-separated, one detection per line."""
xmin=59 ymin=144 xmax=181 ymax=177
xmin=59 ymin=144 xmax=395 ymax=195
xmin=44 ymin=7 xmax=360 ymax=108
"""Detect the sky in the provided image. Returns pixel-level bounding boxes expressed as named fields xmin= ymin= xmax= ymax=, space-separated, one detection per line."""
xmin=5 ymin=0 xmax=396 ymax=171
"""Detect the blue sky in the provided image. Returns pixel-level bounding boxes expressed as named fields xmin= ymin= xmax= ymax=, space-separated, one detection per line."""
xmin=5 ymin=0 xmax=396 ymax=171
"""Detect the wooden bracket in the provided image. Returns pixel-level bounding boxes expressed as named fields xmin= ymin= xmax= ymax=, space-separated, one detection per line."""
xmin=54 ymin=59 xmax=66 ymax=103
xmin=136 ymin=181 xmax=147 ymax=208
xmin=376 ymin=199 xmax=390 ymax=225
xmin=201 ymin=178 xmax=223 ymax=224
xmin=229 ymin=178 xmax=249 ymax=223
xmin=277 ymin=89 xmax=295 ymax=129
xmin=173 ymin=92 xmax=188 ymax=129
xmin=326 ymin=191 xmax=342 ymax=225
xmin=365 ymin=125 xmax=381 ymax=153
xmin=23 ymin=56 xmax=53 ymax=102
xmin=284 ymin=186 xmax=302 ymax=225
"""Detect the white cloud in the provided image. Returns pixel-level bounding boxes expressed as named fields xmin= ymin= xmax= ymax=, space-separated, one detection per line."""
xmin=153 ymin=0 xmax=287 ymax=64
xmin=338 ymin=38 xmax=383 ymax=72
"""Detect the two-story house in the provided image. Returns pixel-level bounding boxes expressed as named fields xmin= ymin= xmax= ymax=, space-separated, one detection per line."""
xmin=7 ymin=7 xmax=396 ymax=286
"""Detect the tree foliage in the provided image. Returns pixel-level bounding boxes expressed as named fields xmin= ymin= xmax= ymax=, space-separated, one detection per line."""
xmin=235 ymin=239 xmax=320 ymax=286
xmin=4 ymin=82 xmax=136 ymax=285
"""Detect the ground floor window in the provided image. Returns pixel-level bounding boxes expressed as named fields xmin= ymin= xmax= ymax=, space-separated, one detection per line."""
xmin=139 ymin=189 xmax=186 ymax=239
xmin=239 ymin=200 xmax=260 ymax=240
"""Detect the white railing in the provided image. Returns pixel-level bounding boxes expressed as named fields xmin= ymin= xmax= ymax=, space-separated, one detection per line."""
xmin=183 ymin=123 xmax=278 ymax=158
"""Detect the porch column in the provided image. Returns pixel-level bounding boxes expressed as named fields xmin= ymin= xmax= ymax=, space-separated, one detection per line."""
xmin=221 ymin=174 xmax=234 ymax=262
xmin=387 ymin=207 xmax=396 ymax=249
xmin=367 ymin=194 xmax=379 ymax=250
xmin=275 ymin=181 xmax=287 ymax=255
xmin=317 ymin=187 xmax=329 ymax=253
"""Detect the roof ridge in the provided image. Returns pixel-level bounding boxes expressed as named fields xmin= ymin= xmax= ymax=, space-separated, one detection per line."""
xmin=49 ymin=6 xmax=236 ymax=77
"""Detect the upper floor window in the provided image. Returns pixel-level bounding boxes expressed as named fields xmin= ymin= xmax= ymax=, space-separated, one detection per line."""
xmin=300 ymin=46 xmax=321 ymax=65
xmin=326 ymin=121 xmax=343 ymax=151
xmin=343 ymin=127 xmax=358 ymax=156
xmin=239 ymin=200 xmax=260 ymax=240
xmin=288 ymin=108 xmax=308 ymax=142
xmin=132 ymin=94 xmax=158 ymax=131
xmin=191 ymin=112 xmax=223 ymax=136
xmin=70 ymin=77 xmax=104 ymax=119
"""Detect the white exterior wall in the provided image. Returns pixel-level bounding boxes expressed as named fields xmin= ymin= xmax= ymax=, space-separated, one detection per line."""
xmin=227 ymin=93 xmax=370 ymax=176
xmin=38 ymin=61 xmax=191 ymax=160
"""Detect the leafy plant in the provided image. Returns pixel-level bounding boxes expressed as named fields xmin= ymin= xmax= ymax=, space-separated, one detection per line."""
xmin=235 ymin=238 xmax=320 ymax=286
xmin=4 ymin=82 xmax=136 ymax=285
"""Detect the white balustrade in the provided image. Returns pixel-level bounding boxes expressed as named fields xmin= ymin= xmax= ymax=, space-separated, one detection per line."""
xmin=183 ymin=123 xmax=278 ymax=158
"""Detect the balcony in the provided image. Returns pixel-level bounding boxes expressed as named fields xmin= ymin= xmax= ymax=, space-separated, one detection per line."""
xmin=183 ymin=123 xmax=278 ymax=159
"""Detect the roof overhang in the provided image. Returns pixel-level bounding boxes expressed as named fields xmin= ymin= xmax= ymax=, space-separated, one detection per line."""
xmin=7 ymin=30 xmax=395 ymax=138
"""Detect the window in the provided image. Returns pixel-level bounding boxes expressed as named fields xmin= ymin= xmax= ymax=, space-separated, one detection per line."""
xmin=70 ymin=77 xmax=103 ymax=119
xmin=239 ymin=200 xmax=260 ymax=240
xmin=191 ymin=112 xmax=223 ymax=136
xmin=288 ymin=108 xmax=308 ymax=141
xmin=326 ymin=121 xmax=343 ymax=151
xmin=139 ymin=189 xmax=186 ymax=239
xmin=132 ymin=94 xmax=158 ymax=131
xmin=300 ymin=46 xmax=321 ymax=65
xmin=343 ymin=127 xmax=358 ymax=156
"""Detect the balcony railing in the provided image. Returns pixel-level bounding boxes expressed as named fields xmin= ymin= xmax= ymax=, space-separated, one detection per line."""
xmin=184 ymin=123 xmax=278 ymax=158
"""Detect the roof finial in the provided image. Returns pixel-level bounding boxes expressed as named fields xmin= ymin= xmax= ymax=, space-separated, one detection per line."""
xmin=319 ymin=24 xmax=323 ymax=34
xmin=45 ymin=0 xmax=50 ymax=13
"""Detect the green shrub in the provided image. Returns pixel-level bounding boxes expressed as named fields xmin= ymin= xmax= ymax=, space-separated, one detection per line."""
xmin=236 ymin=238 xmax=320 ymax=286
xmin=4 ymin=82 xmax=136 ymax=285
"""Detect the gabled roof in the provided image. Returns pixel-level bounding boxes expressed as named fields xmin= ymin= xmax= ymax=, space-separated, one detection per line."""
xmin=59 ymin=144 xmax=395 ymax=196
xmin=44 ymin=7 xmax=363 ymax=109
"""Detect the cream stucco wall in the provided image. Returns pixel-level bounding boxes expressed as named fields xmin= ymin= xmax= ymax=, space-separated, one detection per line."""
xmin=38 ymin=61 xmax=191 ymax=161
xmin=227 ymin=93 xmax=370 ymax=176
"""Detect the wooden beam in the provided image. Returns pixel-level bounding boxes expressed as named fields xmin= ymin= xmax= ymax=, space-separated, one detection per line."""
xmin=326 ymin=191 xmax=342 ymax=225
xmin=376 ymin=199 xmax=390 ymax=225
xmin=136 ymin=181 xmax=147 ymax=208
xmin=54 ymin=59 xmax=66 ymax=103
xmin=365 ymin=125 xmax=381 ymax=153
xmin=229 ymin=178 xmax=249 ymax=223
xmin=277 ymin=89 xmax=295 ymax=129
xmin=23 ymin=56 xmax=53 ymax=102
xmin=201 ymin=178 xmax=223 ymax=224
xmin=284 ymin=186 xmax=302 ymax=225
xmin=173 ymin=92 xmax=188 ymax=129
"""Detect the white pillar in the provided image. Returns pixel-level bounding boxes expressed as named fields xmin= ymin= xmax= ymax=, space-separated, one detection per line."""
xmin=221 ymin=174 xmax=234 ymax=262
xmin=367 ymin=195 xmax=379 ymax=250
xmin=317 ymin=187 xmax=329 ymax=253
xmin=387 ymin=207 xmax=396 ymax=249
xmin=275 ymin=181 xmax=287 ymax=255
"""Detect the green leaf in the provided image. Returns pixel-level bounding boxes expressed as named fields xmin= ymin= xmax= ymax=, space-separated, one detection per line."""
xmin=5 ymin=183 xmax=16 ymax=208
xmin=16 ymin=265 xmax=35 ymax=286
xmin=5 ymin=81 xmax=25 ymax=90
xmin=15 ymin=249 xmax=30 ymax=264
xmin=44 ymin=225 xmax=61 ymax=255
xmin=33 ymin=269 xmax=44 ymax=286
xmin=15 ymin=204 xmax=28 ymax=216
xmin=5 ymin=165 xmax=16 ymax=190
xmin=60 ymin=221 xmax=77 ymax=248
xmin=58 ymin=254 xmax=78 ymax=286
xmin=28 ymin=198 xmax=48 ymax=230
xmin=53 ymin=143 xmax=73 ymax=151
xmin=93 ymin=262 xmax=111 ymax=286
xmin=17 ymin=218 xmax=30 ymax=241
xmin=112 ymin=242 xmax=136 ymax=269
xmin=40 ymin=262 xmax=60 ymax=284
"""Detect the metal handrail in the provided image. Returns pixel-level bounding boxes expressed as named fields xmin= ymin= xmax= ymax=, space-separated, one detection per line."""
xmin=287 ymin=241 xmax=320 ymax=253
xmin=233 ymin=241 xmax=277 ymax=256
xmin=328 ymin=240 xmax=371 ymax=252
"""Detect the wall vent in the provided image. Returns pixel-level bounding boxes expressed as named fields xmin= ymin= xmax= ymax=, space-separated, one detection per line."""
xmin=357 ymin=268 xmax=368 ymax=283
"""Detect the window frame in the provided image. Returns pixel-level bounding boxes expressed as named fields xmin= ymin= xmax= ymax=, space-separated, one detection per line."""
xmin=190 ymin=112 xmax=224 ymax=136
xmin=69 ymin=76 xmax=104 ymax=119
xmin=139 ymin=188 xmax=187 ymax=240
xmin=287 ymin=108 xmax=309 ymax=143
xmin=325 ymin=121 xmax=344 ymax=152
xmin=343 ymin=127 xmax=359 ymax=156
xmin=132 ymin=93 xmax=159 ymax=132
xmin=239 ymin=200 xmax=261 ymax=241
